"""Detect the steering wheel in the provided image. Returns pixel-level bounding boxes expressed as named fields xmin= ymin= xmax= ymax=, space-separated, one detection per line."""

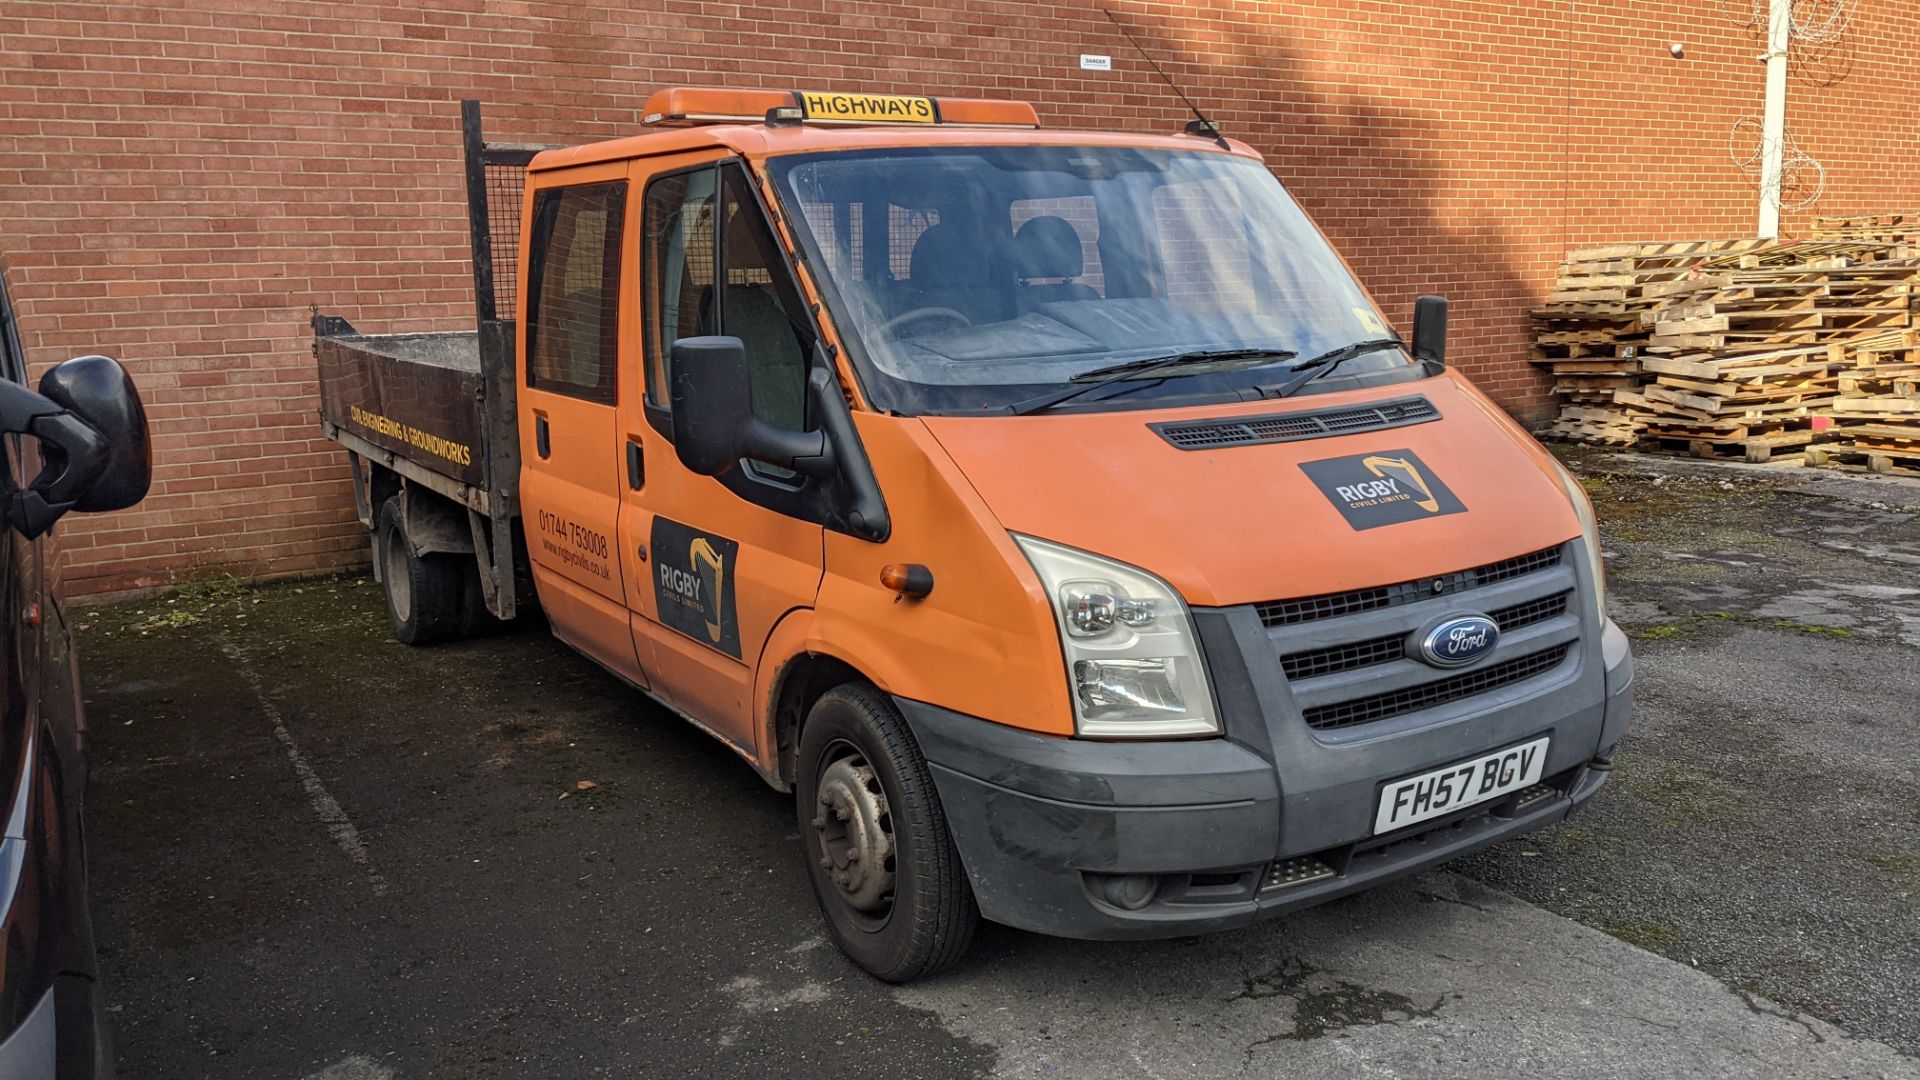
xmin=879 ymin=306 xmax=972 ymax=338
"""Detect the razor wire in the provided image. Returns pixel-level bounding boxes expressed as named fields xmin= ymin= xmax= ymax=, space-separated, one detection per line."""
xmin=1718 ymin=0 xmax=1848 ymax=210
xmin=1725 ymin=0 xmax=1855 ymax=44
xmin=1789 ymin=0 xmax=1854 ymax=45
xmin=1729 ymin=117 xmax=1828 ymax=211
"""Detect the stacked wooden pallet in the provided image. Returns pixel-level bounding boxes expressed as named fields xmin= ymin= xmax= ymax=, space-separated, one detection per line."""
xmin=1812 ymin=212 xmax=1920 ymax=245
xmin=1534 ymin=235 xmax=1920 ymax=464
xmin=1810 ymin=329 xmax=1920 ymax=474
xmin=1534 ymin=239 xmax=1774 ymax=446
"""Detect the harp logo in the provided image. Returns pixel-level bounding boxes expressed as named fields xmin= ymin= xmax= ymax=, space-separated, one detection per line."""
xmin=1299 ymin=448 xmax=1466 ymax=530
xmin=688 ymin=537 xmax=726 ymax=644
xmin=652 ymin=518 xmax=741 ymax=658
xmin=1359 ymin=455 xmax=1440 ymax=513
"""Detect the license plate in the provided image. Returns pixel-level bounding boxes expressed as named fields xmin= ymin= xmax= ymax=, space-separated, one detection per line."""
xmin=1373 ymin=737 xmax=1550 ymax=835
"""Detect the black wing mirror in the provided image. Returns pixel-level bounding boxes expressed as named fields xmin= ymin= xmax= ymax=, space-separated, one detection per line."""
xmin=1 ymin=355 xmax=150 ymax=538
xmin=668 ymin=336 xmax=833 ymax=479
xmin=1413 ymin=295 xmax=1448 ymax=372
xmin=41 ymin=355 xmax=150 ymax=511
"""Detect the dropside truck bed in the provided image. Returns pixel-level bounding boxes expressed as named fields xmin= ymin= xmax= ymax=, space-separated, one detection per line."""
xmin=312 ymin=101 xmax=551 ymax=625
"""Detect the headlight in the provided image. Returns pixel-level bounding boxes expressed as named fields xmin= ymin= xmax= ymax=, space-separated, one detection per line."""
xmin=1014 ymin=535 xmax=1218 ymax=739
xmin=1551 ymin=461 xmax=1607 ymax=610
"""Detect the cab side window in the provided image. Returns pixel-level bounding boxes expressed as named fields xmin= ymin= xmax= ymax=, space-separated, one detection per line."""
xmin=644 ymin=163 xmax=812 ymax=433
xmin=718 ymin=166 xmax=810 ymax=431
xmin=643 ymin=169 xmax=719 ymax=409
xmin=525 ymin=182 xmax=626 ymax=404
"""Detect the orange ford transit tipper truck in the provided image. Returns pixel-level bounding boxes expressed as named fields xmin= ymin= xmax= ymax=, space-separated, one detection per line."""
xmin=313 ymin=92 xmax=1633 ymax=981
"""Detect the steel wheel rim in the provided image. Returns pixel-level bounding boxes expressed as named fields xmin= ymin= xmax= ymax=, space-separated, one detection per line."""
xmin=811 ymin=738 xmax=897 ymax=932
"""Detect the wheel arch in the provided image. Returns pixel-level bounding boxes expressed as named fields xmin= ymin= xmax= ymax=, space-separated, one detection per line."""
xmin=756 ymin=608 xmax=887 ymax=792
xmin=398 ymin=483 xmax=474 ymax=558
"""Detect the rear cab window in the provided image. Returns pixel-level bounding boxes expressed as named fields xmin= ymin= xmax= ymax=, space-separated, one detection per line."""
xmin=525 ymin=182 xmax=627 ymax=404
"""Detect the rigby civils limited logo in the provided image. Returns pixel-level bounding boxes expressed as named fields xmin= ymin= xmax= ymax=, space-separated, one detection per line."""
xmin=1298 ymin=448 xmax=1466 ymax=530
xmin=651 ymin=517 xmax=741 ymax=658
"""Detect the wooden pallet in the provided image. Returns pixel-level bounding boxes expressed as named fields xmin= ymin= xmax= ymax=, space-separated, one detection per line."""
xmin=1643 ymin=428 xmax=1814 ymax=463
xmin=1535 ymin=233 xmax=1920 ymax=458
xmin=1803 ymin=445 xmax=1920 ymax=476
xmin=1813 ymin=213 xmax=1920 ymax=244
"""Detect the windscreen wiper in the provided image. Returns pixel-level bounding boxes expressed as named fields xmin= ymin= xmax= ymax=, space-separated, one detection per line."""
xmin=1266 ymin=338 xmax=1405 ymax=399
xmin=1008 ymin=348 xmax=1298 ymax=416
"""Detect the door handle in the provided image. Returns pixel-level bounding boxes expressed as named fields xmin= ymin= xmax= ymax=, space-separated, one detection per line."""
xmin=626 ymin=437 xmax=644 ymax=490
xmin=535 ymin=415 xmax=550 ymax=459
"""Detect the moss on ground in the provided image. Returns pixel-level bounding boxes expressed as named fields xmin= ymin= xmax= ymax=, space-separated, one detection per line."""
xmin=1625 ymin=610 xmax=1855 ymax=644
xmin=1614 ymin=759 xmax=1756 ymax=830
xmin=1603 ymin=918 xmax=1681 ymax=952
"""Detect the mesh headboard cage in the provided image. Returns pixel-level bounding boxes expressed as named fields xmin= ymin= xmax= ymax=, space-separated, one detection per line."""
xmin=462 ymin=99 xmax=562 ymax=327
xmin=483 ymin=157 xmax=528 ymax=322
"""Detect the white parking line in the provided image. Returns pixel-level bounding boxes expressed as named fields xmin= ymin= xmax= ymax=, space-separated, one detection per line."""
xmin=220 ymin=639 xmax=390 ymax=897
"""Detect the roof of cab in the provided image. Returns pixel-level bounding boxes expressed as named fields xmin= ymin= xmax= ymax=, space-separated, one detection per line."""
xmin=528 ymin=121 xmax=1263 ymax=172
xmin=527 ymin=86 xmax=1263 ymax=172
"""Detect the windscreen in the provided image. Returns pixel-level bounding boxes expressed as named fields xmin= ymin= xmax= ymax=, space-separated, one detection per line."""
xmin=768 ymin=146 xmax=1407 ymax=414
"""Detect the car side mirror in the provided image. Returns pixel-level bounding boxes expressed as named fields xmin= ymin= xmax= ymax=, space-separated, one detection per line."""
xmin=1413 ymin=295 xmax=1448 ymax=372
xmin=668 ymin=336 xmax=833 ymax=479
xmin=0 ymin=355 xmax=151 ymax=538
xmin=41 ymin=355 xmax=151 ymax=511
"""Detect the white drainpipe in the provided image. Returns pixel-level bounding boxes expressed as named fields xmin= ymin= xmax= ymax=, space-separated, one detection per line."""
xmin=1756 ymin=0 xmax=1791 ymax=238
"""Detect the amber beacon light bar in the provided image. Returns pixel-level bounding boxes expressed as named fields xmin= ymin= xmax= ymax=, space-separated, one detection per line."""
xmin=640 ymin=87 xmax=1041 ymax=129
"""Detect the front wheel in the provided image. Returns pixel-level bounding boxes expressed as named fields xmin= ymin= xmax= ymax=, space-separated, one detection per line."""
xmin=796 ymin=683 xmax=978 ymax=982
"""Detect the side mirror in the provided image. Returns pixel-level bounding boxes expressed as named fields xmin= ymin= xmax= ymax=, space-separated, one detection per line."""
xmin=41 ymin=355 xmax=150 ymax=512
xmin=0 ymin=355 xmax=150 ymax=538
xmin=669 ymin=336 xmax=833 ymax=479
xmin=1413 ymin=295 xmax=1448 ymax=371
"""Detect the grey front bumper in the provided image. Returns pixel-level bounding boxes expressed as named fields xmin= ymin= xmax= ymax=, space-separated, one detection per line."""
xmin=900 ymin=612 xmax=1633 ymax=941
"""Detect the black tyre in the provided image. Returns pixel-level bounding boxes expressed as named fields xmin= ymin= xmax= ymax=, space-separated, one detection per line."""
xmin=377 ymin=496 xmax=463 ymax=646
xmin=796 ymin=683 xmax=978 ymax=982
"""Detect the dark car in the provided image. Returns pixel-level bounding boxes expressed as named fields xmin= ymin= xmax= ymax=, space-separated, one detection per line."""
xmin=0 ymin=265 xmax=151 ymax=1079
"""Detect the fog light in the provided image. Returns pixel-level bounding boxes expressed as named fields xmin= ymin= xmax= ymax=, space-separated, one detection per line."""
xmin=1086 ymin=872 xmax=1159 ymax=911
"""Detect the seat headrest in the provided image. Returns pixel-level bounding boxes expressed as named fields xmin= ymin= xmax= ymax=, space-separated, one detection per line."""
xmin=1013 ymin=215 xmax=1084 ymax=281
xmin=908 ymin=222 xmax=991 ymax=287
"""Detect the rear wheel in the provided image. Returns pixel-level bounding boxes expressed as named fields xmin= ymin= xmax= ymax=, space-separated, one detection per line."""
xmin=796 ymin=683 xmax=977 ymax=982
xmin=378 ymin=496 xmax=463 ymax=646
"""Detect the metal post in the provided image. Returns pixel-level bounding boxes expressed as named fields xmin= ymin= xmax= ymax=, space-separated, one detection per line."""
xmin=1756 ymin=0 xmax=1791 ymax=238
xmin=461 ymin=99 xmax=499 ymax=324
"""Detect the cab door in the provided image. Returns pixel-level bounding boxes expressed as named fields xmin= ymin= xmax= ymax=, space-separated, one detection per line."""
xmin=620 ymin=157 xmax=826 ymax=757
xmin=517 ymin=165 xmax=652 ymax=688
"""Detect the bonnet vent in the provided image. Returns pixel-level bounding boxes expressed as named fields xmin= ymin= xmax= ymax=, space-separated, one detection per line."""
xmin=1151 ymin=396 xmax=1440 ymax=451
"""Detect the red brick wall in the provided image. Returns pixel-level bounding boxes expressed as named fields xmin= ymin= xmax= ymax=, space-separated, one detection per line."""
xmin=3 ymin=0 xmax=1915 ymax=596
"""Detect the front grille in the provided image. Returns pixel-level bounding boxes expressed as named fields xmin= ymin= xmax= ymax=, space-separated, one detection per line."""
xmin=1257 ymin=546 xmax=1563 ymax=629
xmin=1477 ymin=548 xmax=1564 ymax=586
xmin=1152 ymin=396 xmax=1439 ymax=451
xmin=1488 ymin=590 xmax=1571 ymax=632
xmin=1302 ymin=644 xmax=1572 ymax=731
xmin=1278 ymin=589 xmax=1572 ymax=682
xmin=1282 ymin=636 xmax=1405 ymax=680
